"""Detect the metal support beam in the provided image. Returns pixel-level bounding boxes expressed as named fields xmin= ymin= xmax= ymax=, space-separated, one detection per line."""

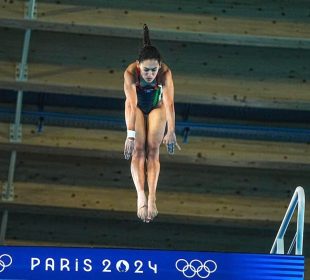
xmin=37 ymin=93 xmax=46 ymax=133
xmin=24 ymin=0 xmax=37 ymax=19
xmin=11 ymin=0 xmax=36 ymax=143
xmin=1 ymin=0 xmax=37 ymax=243
xmin=3 ymin=151 xmax=17 ymax=202
xmin=0 ymin=210 xmax=9 ymax=244
xmin=181 ymin=104 xmax=191 ymax=143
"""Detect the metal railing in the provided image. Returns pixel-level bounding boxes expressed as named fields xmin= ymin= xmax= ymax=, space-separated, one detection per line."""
xmin=270 ymin=186 xmax=305 ymax=255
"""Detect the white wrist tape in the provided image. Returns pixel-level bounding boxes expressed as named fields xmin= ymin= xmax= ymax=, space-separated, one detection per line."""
xmin=127 ymin=130 xmax=136 ymax=139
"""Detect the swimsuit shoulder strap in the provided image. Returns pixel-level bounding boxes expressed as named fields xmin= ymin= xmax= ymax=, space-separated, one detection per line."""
xmin=135 ymin=66 xmax=141 ymax=88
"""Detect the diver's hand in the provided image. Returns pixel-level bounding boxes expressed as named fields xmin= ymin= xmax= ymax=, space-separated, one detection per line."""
xmin=162 ymin=131 xmax=181 ymax=155
xmin=124 ymin=137 xmax=135 ymax=160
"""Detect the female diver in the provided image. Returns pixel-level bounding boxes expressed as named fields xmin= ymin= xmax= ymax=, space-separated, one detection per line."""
xmin=124 ymin=24 xmax=180 ymax=222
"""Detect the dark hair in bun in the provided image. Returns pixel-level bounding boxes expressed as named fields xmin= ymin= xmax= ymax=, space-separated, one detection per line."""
xmin=138 ymin=24 xmax=161 ymax=63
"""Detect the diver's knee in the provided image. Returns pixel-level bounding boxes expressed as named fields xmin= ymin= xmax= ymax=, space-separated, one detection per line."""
xmin=147 ymin=144 xmax=160 ymax=160
xmin=133 ymin=145 xmax=146 ymax=159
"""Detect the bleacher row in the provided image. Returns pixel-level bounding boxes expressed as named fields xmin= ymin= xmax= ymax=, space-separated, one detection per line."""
xmin=0 ymin=0 xmax=309 ymax=109
xmin=0 ymin=0 xmax=309 ymax=268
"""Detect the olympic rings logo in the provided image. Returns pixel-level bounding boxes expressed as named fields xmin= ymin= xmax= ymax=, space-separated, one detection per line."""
xmin=175 ymin=259 xmax=217 ymax=279
xmin=0 ymin=254 xmax=13 ymax=272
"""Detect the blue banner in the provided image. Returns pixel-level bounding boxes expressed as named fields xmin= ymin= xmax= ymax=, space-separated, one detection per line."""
xmin=0 ymin=246 xmax=305 ymax=280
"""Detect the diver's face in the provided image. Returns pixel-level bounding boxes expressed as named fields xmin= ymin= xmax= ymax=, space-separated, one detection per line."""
xmin=138 ymin=59 xmax=160 ymax=83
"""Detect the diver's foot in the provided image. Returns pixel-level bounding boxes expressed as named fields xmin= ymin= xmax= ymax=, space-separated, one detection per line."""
xmin=147 ymin=196 xmax=158 ymax=222
xmin=137 ymin=192 xmax=148 ymax=222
